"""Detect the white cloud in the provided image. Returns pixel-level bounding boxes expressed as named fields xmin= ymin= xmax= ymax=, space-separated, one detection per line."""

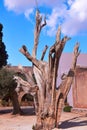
xmin=4 ymin=0 xmax=65 ymax=31
xmin=67 ymin=0 xmax=74 ymax=6
xmin=4 ymin=0 xmax=87 ymax=36
xmin=24 ymin=8 xmax=34 ymax=21
xmin=4 ymin=0 xmax=34 ymax=12
xmin=62 ymin=0 xmax=87 ymax=35
xmin=46 ymin=4 xmax=67 ymax=36
xmin=4 ymin=0 xmax=62 ymax=23
xmin=70 ymin=0 xmax=87 ymax=22
xmin=4 ymin=0 xmax=63 ymax=12
xmin=4 ymin=0 xmax=35 ymax=22
xmin=46 ymin=0 xmax=87 ymax=36
xmin=46 ymin=9 xmax=59 ymax=36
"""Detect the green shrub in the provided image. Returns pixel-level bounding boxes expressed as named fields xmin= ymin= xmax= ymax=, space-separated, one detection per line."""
xmin=63 ymin=105 xmax=72 ymax=112
xmin=0 ymin=68 xmax=16 ymax=98
xmin=32 ymin=125 xmax=35 ymax=130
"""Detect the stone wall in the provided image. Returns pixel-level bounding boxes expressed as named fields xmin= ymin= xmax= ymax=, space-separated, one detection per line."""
xmin=73 ymin=66 xmax=87 ymax=108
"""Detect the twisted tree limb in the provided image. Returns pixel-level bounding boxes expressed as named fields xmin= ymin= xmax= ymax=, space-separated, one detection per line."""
xmin=14 ymin=76 xmax=38 ymax=94
xmin=55 ymin=43 xmax=80 ymax=127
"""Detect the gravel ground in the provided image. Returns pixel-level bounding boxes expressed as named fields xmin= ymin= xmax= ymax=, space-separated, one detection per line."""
xmin=0 ymin=106 xmax=87 ymax=130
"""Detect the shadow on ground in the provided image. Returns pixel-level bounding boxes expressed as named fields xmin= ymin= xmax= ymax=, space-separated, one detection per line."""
xmin=59 ymin=116 xmax=87 ymax=129
xmin=0 ymin=106 xmax=35 ymax=116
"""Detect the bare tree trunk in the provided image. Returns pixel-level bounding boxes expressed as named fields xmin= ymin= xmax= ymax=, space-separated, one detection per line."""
xmin=15 ymin=9 xmax=80 ymax=130
xmin=10 ymin=91 xmax=22 ymax=114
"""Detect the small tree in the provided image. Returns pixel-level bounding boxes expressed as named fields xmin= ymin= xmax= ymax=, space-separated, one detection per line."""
xmin=0 ymin=67 xmax=22 ymax=114
xmin=15 ymin=10 xmax=80 ymax=130
xmin=0 ymin=23 xmax=8 ymax=68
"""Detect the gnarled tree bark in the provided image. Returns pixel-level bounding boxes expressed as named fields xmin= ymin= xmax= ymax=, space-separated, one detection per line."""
xmin=10 ymin=90 xmax=22 ymax=114
xmin=15 ymin=9 xmax=80 ymax=130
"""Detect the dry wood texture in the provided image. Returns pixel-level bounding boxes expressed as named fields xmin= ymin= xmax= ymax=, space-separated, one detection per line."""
xmin=15 ymin=9 xmax=80 ymax=130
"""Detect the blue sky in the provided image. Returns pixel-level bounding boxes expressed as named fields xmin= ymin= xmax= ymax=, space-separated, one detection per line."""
xmin=0 ymin=0 xmax=87 ymax=66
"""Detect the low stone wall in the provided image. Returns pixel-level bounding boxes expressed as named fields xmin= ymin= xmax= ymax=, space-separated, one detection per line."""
xmin=71 ymin=108 xmax=87 ymax=115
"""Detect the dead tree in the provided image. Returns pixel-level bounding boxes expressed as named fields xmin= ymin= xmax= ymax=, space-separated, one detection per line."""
xmin=16 ymin=9 xmax=80 ymax=130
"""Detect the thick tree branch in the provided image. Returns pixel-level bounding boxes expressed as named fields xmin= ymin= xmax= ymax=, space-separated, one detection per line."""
xmin=18 ymin=65 xmax=36 ymax=85
xmin=14 ymin=76 xmax=38 ymax=94
xmin=32 ymin=10 xmax=46 ymax=58
xmin=20 ymin=45 xmax=46 ymax=72
xmin=72 ymin=42 xmax=80 ymax=69
xmin=55 ymin=43 xmax=80 ymax=126
xmin=40 ymin=45 xmax=48 ymax=60
xmin=50 ymin=35 xmax=71 ymax=109
xmin=56 ymin=26 xmax=61 ymax=43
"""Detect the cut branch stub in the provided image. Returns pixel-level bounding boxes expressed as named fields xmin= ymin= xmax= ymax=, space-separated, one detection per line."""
xmin=56 ymin=26 xmax=61 ymax=43
xmin=72 ymin=42 xmax=80 ymax=69
xmin=20 ymin=45 xmax=40 ymax=70
xmin=74 ymin=42 xmax=81 ymax=57
xmin=41 ymin=45 xmax=48 ymax=61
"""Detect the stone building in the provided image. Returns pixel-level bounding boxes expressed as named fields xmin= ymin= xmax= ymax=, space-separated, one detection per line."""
xmin=5 ymin=54 xmax=87 ymax=109
xmin=6 ymin=65 xmax=33 ymax=74
xmin=73 ymin=66 xmax=87 ymax=109
xmin=58 ymin=53 xmax=87 ymax=110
